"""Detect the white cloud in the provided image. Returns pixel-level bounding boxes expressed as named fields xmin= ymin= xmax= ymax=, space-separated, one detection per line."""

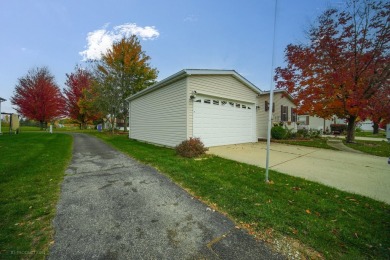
xmin=79 ymin=23 xmax=159 ymax=61
xmin=184 ymin=15 xmax=198 ymax=22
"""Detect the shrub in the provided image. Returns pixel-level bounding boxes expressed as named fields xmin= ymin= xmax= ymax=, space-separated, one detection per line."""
xmin=285 ymin=127 xmax=297 ymax=139
xmin=330 ymin=124 xmax=347 ymax=134
xmin=309 ymin=129 xmax=321 ymax=138
xmin=271 ymin=126 xmax=287 ymax=140
xmin=297 ymin=128 xmax=309 ymax=138
xmin=175 ymin=137 xmax=208 ymax=158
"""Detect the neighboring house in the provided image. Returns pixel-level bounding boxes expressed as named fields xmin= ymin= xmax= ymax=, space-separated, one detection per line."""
xmin=257 ymin=90 xmax=297 ymax=139
xmin=128 ymin=69 xmax=296 ymax=147
xmin=297 ymin=115 xmax=332 ymax=132
xmin=357 ymin=120 xmax=374 ymax=131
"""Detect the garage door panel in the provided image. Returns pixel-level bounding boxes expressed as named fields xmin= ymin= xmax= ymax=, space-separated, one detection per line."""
xmin=193 ymin=95 xmax=255 ymax=147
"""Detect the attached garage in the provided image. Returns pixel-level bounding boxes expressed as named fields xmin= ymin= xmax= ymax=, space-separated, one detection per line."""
xmin=128 ymin=69 xmax=262 ymax=147
xmin=193 ymin=95 xmax=256 ymax=146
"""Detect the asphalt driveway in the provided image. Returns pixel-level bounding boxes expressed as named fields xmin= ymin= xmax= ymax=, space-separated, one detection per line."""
xmin=49 ymin=134 xmax=284 ymax=259
xmin=208 ymin=142 xmax=390 ymax=204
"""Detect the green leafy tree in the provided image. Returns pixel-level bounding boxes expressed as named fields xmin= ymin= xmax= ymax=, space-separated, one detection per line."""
xmin=92 ymin=35 xmax=158 ymax=132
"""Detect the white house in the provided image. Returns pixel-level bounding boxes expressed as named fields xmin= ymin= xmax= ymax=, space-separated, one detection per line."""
xmin=128 ymin=69 xmax=296 ymax=147
xmin=297 ymin=115 xmax=333 ymax=132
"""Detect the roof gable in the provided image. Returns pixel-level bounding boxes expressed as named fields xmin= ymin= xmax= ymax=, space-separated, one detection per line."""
xmin=128 ymin=69 xmax=261 ymax=101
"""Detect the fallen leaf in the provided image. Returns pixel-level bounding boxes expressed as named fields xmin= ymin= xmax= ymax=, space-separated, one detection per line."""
xmin=305 ymin=209 xmax=311 ymax=214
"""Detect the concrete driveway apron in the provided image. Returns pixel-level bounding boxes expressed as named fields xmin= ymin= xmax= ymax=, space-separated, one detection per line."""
xmin=49 ymin=134 xmax=284 ymax=259
xmin=208 ymin=142 xmax=389 ymax=204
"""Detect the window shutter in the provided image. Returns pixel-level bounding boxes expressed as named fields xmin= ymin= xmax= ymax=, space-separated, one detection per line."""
xmin=286 ymin=106 xmax=289 ymax=121
xmin=272 ymin=102 xmax=275 ymax=112
xmin=265 ymin=101 xmax=269 ymax=111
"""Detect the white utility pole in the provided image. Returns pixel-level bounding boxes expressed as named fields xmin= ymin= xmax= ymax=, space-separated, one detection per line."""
xmin=265 ymin=0 xmax=278 ymax=182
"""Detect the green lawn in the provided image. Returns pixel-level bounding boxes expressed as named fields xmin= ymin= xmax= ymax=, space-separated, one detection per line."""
xmin=0 ymin=133 xmax=73 ymax=259
xmin=344 ymin=140 xmax=390 ymax=157
xmin=355 ymin=130 xmax=386 ymax=139
xmin=92 ymin=133 xmax=389 ymax=259
xmin=272 ymin=138 xmax=337 ymax=150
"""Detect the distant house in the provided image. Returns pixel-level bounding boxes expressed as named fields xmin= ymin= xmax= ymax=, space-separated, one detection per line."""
xmin=257 ymin=90 xmax=297 ymax=138
xmin=128 ymin=69 xmax=296 ymax=147
xmin=297 ymin=115 xmax=333 ymax=132
xmin=357 ymin=120 xmax=374 ymax=131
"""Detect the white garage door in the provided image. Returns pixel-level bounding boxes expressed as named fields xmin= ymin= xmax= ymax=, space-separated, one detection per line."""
xmin=193 ymin=95 xmax=256 ymax=147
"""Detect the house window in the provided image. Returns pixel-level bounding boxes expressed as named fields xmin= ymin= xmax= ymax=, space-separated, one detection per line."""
xmin=236 ymin=103 xmax=241 ymax=108
xmin=265 ymin=101 xmax=275 ymax=112
xmin=213 ymin=100 xmax=219 ymax=105
xmin=281 ymin=105 xmax=289 ymax=121
xmin=195 ymin=99 xmax=201 ymax=103
xmin=204 ymin=99 xmax=211 ymax=104
xmin=242 ymin=105 xmax=246 ymax=109
xmin=229 ymin=102 xmax=234 ymax=106
xmin=291 ymin=108 xmax=297 ymax=122
xmin=221 ymin=100 xmax=227 ymax=105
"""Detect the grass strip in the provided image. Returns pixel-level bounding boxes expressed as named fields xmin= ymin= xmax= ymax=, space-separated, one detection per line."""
xmin=272 ymin=138 xmax=337 ymax=150
xmin=343 ymin=140 xmax=390 ymax=157
xmin=93 ymin=133 xmax=389 ymax=259
xmin=0 ymin=133 xmax=72 ymax=259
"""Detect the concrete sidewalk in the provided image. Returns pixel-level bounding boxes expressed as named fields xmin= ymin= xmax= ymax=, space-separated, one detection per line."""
xmin=49 ymin=134 xmax=284 ymax=259
xmin=209 ymin=142 xmax=390 ymax=204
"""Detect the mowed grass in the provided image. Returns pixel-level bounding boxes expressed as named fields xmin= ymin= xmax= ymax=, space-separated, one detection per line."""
xmin=272 ymin=138 xmax=337 ymax=150
xmin=355 ymin=130 xmax=386 ymax=139
xmin=344 ymin=140 xmax=390 ymax=157
xmin=0 ymin=133 xmax=72 ymax=259
xmin=92 ymin=133 xmax=389 ymax=259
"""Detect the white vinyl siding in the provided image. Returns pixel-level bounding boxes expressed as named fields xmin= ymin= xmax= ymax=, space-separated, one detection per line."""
xmin=187 ymin=75 xmax=258 ymax=138
xmin=129 ymin=78 xmax=187 ymax=147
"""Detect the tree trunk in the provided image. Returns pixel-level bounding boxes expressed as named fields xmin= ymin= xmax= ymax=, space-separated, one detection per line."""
xmin=372 ymin=122 xmax=379 ymax=134
xmin=40 ymin=121 xmax=44 ymax=130
xmin=346 ymin=116 xmax=356 ymax=143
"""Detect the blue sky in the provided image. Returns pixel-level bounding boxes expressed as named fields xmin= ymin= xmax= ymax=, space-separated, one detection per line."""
xmin=0 ymin=0 xmax=344 ymax=113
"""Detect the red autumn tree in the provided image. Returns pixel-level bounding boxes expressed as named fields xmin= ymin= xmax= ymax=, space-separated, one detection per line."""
xmin=275 ymin=0 xmax=389 ymax=142
xmin=63 ymin=67 xmax=100 ymax=129
xmin=11 ymin=67 xmax=65 ymax=129
xmin=363 ymin=82 xmax=390 ymax=133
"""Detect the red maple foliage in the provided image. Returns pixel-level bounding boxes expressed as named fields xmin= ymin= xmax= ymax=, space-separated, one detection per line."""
xmin=63 ymin=67 xmax=100 ymax=129
xmin=275 ymin=0 xmax=389 ymax=142
xmin=11 ymin=67 xmax=65 ymax=128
